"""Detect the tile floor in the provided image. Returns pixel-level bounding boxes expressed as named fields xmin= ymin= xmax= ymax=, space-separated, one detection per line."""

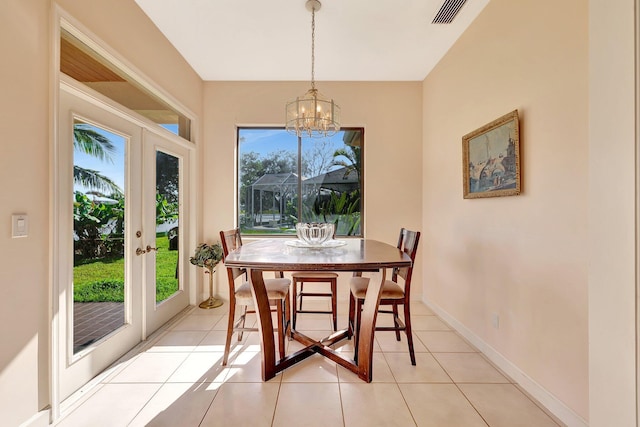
xmin=55 ymin=301 xmax=563 ymax=427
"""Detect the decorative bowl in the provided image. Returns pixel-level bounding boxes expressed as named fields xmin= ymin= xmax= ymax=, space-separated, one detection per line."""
xmin=295 ymin=222 xmax=334 ymax=246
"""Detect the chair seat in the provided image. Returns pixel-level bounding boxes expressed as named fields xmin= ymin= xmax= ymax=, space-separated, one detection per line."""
xmin=234 ymin=277 xmax=291 ymax=304
xmin=291 ymin=272 xmax=339 ymax=279
xmin=349 ymin=276 xmax=405 ymax=300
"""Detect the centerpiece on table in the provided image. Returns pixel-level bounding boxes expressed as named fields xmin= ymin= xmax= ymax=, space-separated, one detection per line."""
xmin=190 ymin=242 xmax=224 ymax=309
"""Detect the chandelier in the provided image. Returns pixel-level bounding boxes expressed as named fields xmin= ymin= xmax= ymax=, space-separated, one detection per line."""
xmin=286 ymin=0 xmax=341 ymax=138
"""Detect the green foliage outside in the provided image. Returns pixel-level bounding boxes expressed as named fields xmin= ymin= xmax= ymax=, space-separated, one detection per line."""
xmin=305 ymin=190 xmax=361 ymax=235
xmin=73 ymin=192 xmax=178 ymax=262
xmin=73 ymin=192 xmax=125 ymax=260
xmin=74 ymin=233 xmax=178 ymax=302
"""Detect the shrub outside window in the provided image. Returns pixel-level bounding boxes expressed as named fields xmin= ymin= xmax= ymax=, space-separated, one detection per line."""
xmin=237 ymin=127 xmax=363 ymax=237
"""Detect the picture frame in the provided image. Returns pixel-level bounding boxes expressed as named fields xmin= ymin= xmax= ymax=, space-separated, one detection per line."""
xmin=463 ymin=110 xmax=521 ymax=199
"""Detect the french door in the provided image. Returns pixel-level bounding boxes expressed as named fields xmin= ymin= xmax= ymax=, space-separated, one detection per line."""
xmin=142 ymin=130 xmax=190 ymax=334
xmin=56 ymin=84 xmax=192 ymax=401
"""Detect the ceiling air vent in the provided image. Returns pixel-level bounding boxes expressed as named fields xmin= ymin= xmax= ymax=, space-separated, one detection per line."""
xmin=432 ymin=0 xmax=468 ymax=24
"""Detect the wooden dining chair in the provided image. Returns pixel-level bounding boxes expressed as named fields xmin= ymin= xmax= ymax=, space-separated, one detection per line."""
xmin=219 ymin=228 xmax=291 ymax=365
xmin=291 ymin=224 xmax=339 ymax=331
xmin=348 ymin=228 xmax=421 ymax=365
xmin=291 ymin=271 xmax=338 ymax=331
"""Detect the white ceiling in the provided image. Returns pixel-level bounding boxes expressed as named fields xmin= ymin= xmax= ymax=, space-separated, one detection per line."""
xmin=134 ymin=0 xmax=489 ymax=82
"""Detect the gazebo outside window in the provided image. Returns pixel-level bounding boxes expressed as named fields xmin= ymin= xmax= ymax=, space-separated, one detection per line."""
xmin=246 ymin=172 xmax=298 ymax=229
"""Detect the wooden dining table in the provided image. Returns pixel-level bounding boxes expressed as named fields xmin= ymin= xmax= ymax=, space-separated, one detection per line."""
xmin=222 ymin=237 xmax=412 ymax=382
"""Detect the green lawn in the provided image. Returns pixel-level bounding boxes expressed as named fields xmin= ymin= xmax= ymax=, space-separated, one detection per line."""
xmin=74 ymin=233 xmax=179 ymax=303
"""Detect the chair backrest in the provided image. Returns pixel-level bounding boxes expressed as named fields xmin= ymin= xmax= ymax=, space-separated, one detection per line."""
xmin=392 ymin=228 xmax=421 ymax=300
xmin=220 ymin=228 xmax=284 ymax=282
xmin=219 ymin=228 xmax=246 ymax=285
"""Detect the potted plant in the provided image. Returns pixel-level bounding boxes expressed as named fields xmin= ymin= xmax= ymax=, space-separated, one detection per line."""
xmin=190 ymin=242 xmax=224 ymax=309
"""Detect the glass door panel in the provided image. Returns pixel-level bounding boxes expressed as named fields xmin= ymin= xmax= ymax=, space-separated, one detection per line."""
xmin=155 ymin=150 xmax=180 ymax=305
xmin=72 ymin=120 xmax=126 ymax=353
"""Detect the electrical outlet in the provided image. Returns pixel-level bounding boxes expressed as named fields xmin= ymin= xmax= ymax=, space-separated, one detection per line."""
xmin=491 ymin=312 xmax=500 ymax=329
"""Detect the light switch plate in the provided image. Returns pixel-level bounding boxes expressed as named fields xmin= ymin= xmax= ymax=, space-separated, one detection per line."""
xmin=12 ymin=214 xmax=28 ymax=238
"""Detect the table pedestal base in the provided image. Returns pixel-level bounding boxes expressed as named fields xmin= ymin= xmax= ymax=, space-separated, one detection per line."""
xmin=249 ymin=268 xmax=386 ymax=382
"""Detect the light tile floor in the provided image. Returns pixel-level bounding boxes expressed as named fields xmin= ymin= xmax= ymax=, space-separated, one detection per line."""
xmin=55 ymin=301 xmax=563 ymax=427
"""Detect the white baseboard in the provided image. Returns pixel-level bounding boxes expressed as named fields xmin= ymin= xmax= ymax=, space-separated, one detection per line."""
xmin=19 ymin=409 xmax=50 ymax=427
xmin=424 ymin=300 xmax=588 ymax=427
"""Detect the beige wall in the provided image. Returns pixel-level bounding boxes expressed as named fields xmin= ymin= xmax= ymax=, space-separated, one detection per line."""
xmin=0 ymin=1 xmax=51 ymax=424
xmin=0 ymin=0 xmax=202 ymax=424
xmin=422 ymin=0 xmax=589 ymax=421
xmin=202 ymin=81 xmax=423 ymax=302
xmin=589 ymin=0 xmax=637 ymax=425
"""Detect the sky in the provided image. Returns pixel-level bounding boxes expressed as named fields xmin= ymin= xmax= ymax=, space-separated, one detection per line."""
xmin=239 ymin=128 xmax=298 ymax=154
xmin=239 ymin=128 xmax=348 ymax=174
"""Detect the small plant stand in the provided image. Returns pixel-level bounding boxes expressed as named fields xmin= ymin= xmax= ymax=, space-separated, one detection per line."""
xmin=199 ymin=268 xmax=223 ymax=309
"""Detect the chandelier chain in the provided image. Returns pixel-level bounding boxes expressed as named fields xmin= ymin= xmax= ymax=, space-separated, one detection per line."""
xmin=311 ymin=5 xmax=315 ymax=90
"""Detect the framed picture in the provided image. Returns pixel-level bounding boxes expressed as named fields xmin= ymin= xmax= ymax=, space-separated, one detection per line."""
xmin=463 ymin=110 xmax=521 ymax=199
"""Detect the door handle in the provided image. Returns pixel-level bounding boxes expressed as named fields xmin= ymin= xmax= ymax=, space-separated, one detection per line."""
xmin=136 ymin=246 xmax=157 ymax=256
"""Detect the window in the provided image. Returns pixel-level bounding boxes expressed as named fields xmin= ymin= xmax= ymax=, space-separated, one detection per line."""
xmin=238 ymin=127 xmax=364 ymax=237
